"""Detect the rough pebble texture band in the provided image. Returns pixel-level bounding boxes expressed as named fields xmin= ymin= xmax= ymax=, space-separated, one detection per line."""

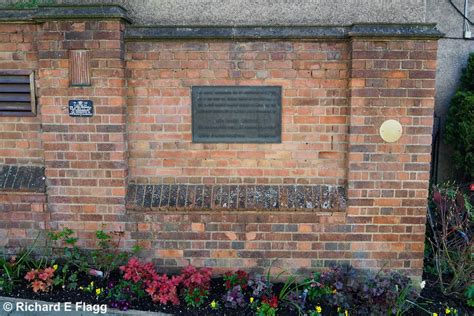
xmin=0 ymin=165 xmax=45 ymax=193
xmin=126 ymin=184 xmax=346 ymax=211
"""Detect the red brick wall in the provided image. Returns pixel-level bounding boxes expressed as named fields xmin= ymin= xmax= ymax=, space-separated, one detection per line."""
xmin=0 ymin=24 xmax=45 ymax=253
xmin=122 ymin=38 xmax=437 ymax=278
xmin=346 ymin=39 xmax=437 ymax=276
xmin=0 ymin=193 xmax=47 ymax=253
xmin=128 ymin=210 xmax=347 ymax=275
xmin=126 ymin=41 xmax=349 ymax=186
xmin=0 ymin=17 xmax=439 ymax=280
xmin=36 ymin=20 xmax=128 ymax=238
xmin=0 ymin=24 xmax=42 ymax=166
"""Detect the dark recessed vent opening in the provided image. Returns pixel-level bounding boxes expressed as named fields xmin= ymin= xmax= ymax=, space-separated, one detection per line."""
xmin=0 ymin=71 xmax=36 ymax=117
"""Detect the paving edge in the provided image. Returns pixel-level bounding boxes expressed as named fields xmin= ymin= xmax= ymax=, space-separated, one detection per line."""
xmin=0 ymin=296 xmax=172 ymax=316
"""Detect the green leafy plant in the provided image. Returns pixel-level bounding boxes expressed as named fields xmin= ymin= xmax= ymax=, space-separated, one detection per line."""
xmin=49 ymin=228 xmax=138 ymax=281
xmin=445 ymin=53 xmax=474 ymax=180
xmin=107 ymin=278 xmax=146 ymax=311
xmin=90 ymin=230 xmax=134 ymax=279
xmin=465 ymin=284 xmax=474 ymax=307
xmin=303 ymin=272 xmax=333 ymax=301
xmin=48 ymin=227 xmax=87 ymax=287
xmin=0 ymin=233 xmax=40 ymax=293
xmin=460 ymin=53 xmax=474 ymax=91
xmin=223 ymin=270 xmax=248 ymax=290
xmin=257 ymin=295 xmax=278 ymax=316
xmin=184 ymin=287 xmax=209 ymax=308
xmin=52 ymin=263 xmax=78 ymax=290
xmin=181 ymin=265 xmax=212 ymax=307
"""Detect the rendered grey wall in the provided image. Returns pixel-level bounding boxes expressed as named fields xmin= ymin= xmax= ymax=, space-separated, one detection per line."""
xmin=426 ymin=0 xmax=474 ymax=182
xmin=2 ymin=0 xmax=473 ymax=181
xmin=1 ymin=0 xmax=427 ymax=24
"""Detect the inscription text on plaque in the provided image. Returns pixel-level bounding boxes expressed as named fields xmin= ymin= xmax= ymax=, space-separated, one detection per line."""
xmin=192 ymin=86 xmax=282 ymax=143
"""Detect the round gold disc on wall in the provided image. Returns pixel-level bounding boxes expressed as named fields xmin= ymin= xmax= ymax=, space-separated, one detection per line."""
xmin=379 ymin=119 xmax=403 ymax=143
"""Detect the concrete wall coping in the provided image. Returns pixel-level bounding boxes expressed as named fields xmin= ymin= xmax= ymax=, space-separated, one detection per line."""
xmin=0 ymin=5 xmax=131 ymax=23
xmin=126 ymin=24 xmax=444 ymax=40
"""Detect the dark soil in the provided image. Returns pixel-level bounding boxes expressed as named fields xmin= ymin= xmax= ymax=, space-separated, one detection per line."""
xmin=415 ymin=271 xmax=474 ymax=316
xmin=1 ymin=271 xmax=472 ymax=315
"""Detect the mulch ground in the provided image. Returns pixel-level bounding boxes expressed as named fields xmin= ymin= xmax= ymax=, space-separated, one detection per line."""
xmin=1 ymin=271 xmax=472 ymax=315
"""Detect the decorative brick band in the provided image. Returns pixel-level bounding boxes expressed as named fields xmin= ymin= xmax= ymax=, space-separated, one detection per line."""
xmin=0 ymin=165 xmax=45 ymax=193
xmin=126 ymin=184 xmax=346 ymax=212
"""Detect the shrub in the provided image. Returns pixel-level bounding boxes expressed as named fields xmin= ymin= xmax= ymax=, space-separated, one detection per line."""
xmin=465 ymin=284 xmax=474 ymax=307
xmin=445 ymin=53 xmax=474 ymax=180
xmin=460 ymin=53 xmax=474 ymax=91
xmin=90 ymin=230 xmax=134 ymax=279
xmin=49 ymin=228 xmax=139 ymax=281
xmin=426 ymin=183 xmax=473 ymax=297
xmin=319 ymin=264 xmax=416 ymax=315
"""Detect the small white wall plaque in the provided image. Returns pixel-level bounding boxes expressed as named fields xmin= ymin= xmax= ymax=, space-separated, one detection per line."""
xmin=379 ymin=119 xmax=402 ymax=143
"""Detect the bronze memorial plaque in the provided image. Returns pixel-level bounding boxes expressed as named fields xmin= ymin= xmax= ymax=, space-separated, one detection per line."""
xmin=192 ymin=86 xmax=282 ymax=143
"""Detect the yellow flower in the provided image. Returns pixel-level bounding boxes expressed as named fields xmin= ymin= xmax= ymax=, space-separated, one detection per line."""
xmin=345 ymin=310 xmax=349 ymax=316
xmin=250 ymin=297 xmax=254 ymax=303
xmin=316 ymin=306 xmax=322 ymax=313
xmin=433 ymin=313 xmax=438 ymax=316
xmin=445 ymin=308 xmax=451 ymax=314
xmin=332 ymin=289 xmax=337 ymax=294
xmin=337 ymin=307 xmax=341 ymax=312
xmin=90 ymin=281 xmax=94 ymax=286
xmin=79 ymin=286 xmax=83 ymax=290
xmin=53 ymin=264 xmax=58 ymax=270
xmin=95 ymin=288 xmax=102 ymax=295
xmin=210 ymin=300 xmax=217 ymax=309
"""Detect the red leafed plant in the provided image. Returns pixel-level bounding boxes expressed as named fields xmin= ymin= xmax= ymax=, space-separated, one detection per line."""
xmin=223 ymin=270 xmax=248 ymax=290
xmin=262 ymin=295 xmax=279 ymax=309
xmin=120 ymin=257 xmax=183 ymax=305
xmin=181 ymin=265 xmax=212 ymax=291
xmin=180 ymin=265 xmax=213 ymax=307
xmin=24 ymin=267 xmax=55 ymax=293
xmin=146 ymin=274 xmax=183 ymax=305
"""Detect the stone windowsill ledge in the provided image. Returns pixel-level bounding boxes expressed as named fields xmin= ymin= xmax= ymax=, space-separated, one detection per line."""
xmin=126 ymin=184 xmax=346 ymax=212
xmin=0 ymin=165 xmax=45 ymax=193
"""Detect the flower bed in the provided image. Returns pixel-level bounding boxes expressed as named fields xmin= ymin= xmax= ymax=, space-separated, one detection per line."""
xmin=0 ymin=227 xmax=471 ymax=315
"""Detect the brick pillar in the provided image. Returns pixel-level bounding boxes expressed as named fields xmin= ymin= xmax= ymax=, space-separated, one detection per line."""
xmin=37 ymin=20 xmax=127 ymax=238
xmin=347 ymin=38 xmax=437 ymax=279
